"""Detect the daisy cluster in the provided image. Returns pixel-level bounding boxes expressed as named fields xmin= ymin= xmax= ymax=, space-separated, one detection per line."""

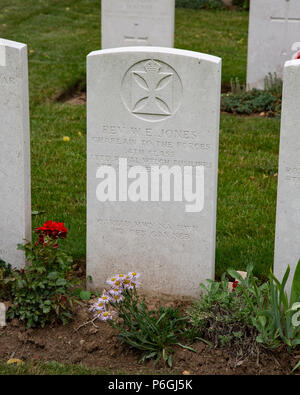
xmin=89 ymin=271 xmax=140 ymax=321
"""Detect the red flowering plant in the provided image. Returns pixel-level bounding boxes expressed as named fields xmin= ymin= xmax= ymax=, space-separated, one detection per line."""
xmin=6 ymin=220 xmax=81 ymax=328
xmin=35 ymin=220 xmax=68 ymax=248
xmin=294 ymin=51 xmax=300 ymax=60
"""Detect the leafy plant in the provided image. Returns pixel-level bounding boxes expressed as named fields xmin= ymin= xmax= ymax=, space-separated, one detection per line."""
xmin=227 ymin=266 xmax=280 ymax=349
xmin=230 ymin=77 xmax=246 ymax=95
xmin=0 ymin=259 xmax=13 ymax=300
xmin=187 ymin=270 xmax=268 ymax=353
xmin=265 ymin=262 xmax=300 ymax=349
xmin=110 ymin=288 xmax=194 ymax=367
xmin=221 ymin=87 xmax=281 ymax=117
xmin=232 ymin=0 xmax=249 ymax=10
xmin=188 ymin=265 xmax=282 ymax=352
xmin=221 ymin=73 xmax=282 ymax=117
xmin=175 ymin=0 xmax=225 ymax=9
xmin=5 ymin=221 xmax=82 ymax=328
xmin=89 ymin=272 xmax=195 ymax=367
xmin=264 ymin=72 xmax=283 ymax=96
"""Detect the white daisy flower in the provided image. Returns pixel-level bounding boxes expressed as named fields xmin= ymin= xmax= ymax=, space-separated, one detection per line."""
xmin=106 ymin=275 xmax=118 ymax=286
xmin=127 ymin=280 xmax=141 ymax=290
xmin=107 ymin=275 xmax=123 ymax=288
xmin=109 ymin=287 xmax=122 ymax=296
xmin=123 ymin=278 xmax=132 ymax=289
xmin=99 ymin=311 xmax=114 ymax=321
xmin=127 ymin=272 xmax=141 ymax=280
xmin=116 ymin=273 xmax=126 ymax=281
xmin=111 ymin=293 xmax=124 ymax=303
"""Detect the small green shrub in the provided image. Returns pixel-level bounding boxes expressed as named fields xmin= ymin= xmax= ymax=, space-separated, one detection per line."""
xmin=188 ymin=262 xmax=300 ymax=353
xmin=266 ymin=261 xmax=300 ymax=349
xmin=232 ymin=0 xmax=249 ymax=10
xmin=187 ymin=269 xmax=278 ymax=352
xmin=5 ymin=221 xmax=82 ymax=328
xmin=221 ymin=74 xmax=282 ymax=117
xmin=175 ymin=0 xmax=225 ymax=10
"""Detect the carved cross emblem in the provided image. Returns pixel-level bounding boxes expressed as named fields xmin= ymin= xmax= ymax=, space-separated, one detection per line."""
xmin=131 ymin=60 xmax=173 ymax=116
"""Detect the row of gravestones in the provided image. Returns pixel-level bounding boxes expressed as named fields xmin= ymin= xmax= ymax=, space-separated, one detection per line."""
xmin=1 ymin=37 xmax=299 ymax=297
xmin=1 ymin=0 xmax=300 ymax=297
xmin=101 ymin=0 xmax=300 ymax=89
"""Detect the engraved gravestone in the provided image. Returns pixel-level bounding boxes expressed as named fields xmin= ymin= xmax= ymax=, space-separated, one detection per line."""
xmin=0 ymin=38 xmax=31 ymax=268
xmin=101 ymin=0 xmax=175 ymax=49
xmin=247 ymin=0 xmax=300 ymax=89
xmin=274 ymin=59 xmax=300 ymax=296
xmin=0 ymin=303 xmax=6 ymax=327
xmin=87 ymin=47 xmax=221 ymax=298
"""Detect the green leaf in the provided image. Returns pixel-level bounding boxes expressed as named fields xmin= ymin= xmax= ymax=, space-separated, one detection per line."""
xmin=227 ymin=268 xmax=244 ymax=282
xmin=80 ymin=290 xmax=91 ymax=301
xmin=290 ymin=361 xmax=300 ymax=374
xmin=291 ymin=259 xmax=300 ymax=305
xmin=176 ymin=343 xmax=197 ymax=352
xmin=47 ymin=271 xmax=58 ymax=280
xmin=258 ymin=315 xmax=266 ymax=328
xmin=32 ymin=210 xmax=45 ymax=216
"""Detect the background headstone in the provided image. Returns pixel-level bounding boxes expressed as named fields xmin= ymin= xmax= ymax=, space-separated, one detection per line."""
xmin=0 ymin=38 xmax=31 ymax=269
xmin=0 ymin=303 xmax=6 ymax=327
xmin=101 ymin=0 xmax=175 ymax=49
xmin=87 ymin=47 xmax=221 ymax=298
xmin=247 ymin=0 xmax=300 ymax=89
xmin=274 ymin=59 xmax=300 ymax=296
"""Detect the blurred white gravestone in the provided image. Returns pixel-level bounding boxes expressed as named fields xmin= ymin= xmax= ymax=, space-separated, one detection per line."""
xmin=0 ymin=38 xmax=31 ymax=268
xmin=274 ymin=59 xmax=300 ymax=296
xmin=247 ymin=0 xmax=300 ymax=89
xmin=101 ymin=0 xmax=175 ymax=49
xmin=0 ymin=303 xmax=6 ymax=327
xmin=87 ymin=47 xmax=221 ymax=298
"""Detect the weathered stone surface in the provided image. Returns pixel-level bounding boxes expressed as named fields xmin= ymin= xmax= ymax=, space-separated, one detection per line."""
xmin=247 ymin=0 xmax=300 ymax=89
xmin=0 ymin=38 xmax=31 ymax=269
xmin=101 ymin=0 xmax=175 ymax=49
xmin=87 ymin=47 xmax=221 ymax=298
xmin=274 ymin=59 xmax=300 ymax=295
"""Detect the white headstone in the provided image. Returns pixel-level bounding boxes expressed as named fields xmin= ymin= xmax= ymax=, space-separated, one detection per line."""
xmin=274 ymin=59 xmax=300 ymax=296
xmin=0 ymin=39 xmax=31 ymax=269
xmin=87 ymin=47 xmax=221 ymax=298
xmin=247 ymin=0 xmax=300 ymax=89
xmin=0 ymin=303 xmax=6 ymax=327
xmin=101 ymin=0 xmax=175 ymax=49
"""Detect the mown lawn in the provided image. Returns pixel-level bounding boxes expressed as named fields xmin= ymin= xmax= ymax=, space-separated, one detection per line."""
xmin=0 ymin=361 xmax=120 ymax=375
xmin=0 ymin=1 xmax=279 ymax=279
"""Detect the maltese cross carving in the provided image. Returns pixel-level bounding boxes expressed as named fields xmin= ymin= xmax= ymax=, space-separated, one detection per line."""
xmin=131 ymin=60 xmax=173 ymax=116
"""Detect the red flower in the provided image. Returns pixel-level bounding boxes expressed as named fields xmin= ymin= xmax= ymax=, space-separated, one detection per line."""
xmin=35 ymin=220 xmax=68 ymax=241
xmin=294 ymin=51 xmax=300 ymax=60
xmin=232 ymin=280 xmax=239 ymax=292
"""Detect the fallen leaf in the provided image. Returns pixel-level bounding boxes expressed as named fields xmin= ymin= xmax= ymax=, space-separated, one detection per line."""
xmin=7 ymin=358 xmax=24 ymax=366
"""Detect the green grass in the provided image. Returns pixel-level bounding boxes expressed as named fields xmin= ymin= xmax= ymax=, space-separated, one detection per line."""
xmin=0 ymin=2 xmax=279 ymax=279
xmin=0 ymin=361 xmax=119 ymax=375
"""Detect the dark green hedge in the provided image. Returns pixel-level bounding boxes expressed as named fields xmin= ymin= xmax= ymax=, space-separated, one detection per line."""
xmin=175 ymin=0 xmax=225 ymax=9
xmin=232 ymin=0 xmax=249 ymax=10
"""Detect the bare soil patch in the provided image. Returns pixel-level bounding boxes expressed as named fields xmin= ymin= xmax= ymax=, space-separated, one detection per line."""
xmin=0 ymin=298 xmax=299 ymax=375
